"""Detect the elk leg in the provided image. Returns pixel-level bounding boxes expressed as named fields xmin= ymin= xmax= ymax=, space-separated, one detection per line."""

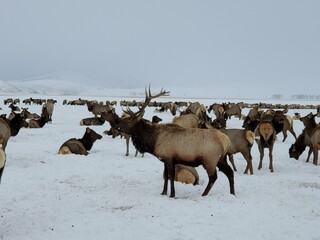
xmin=228 ymin=154 xmax=237 ymax=172
xmin=282 ymin=130 xmax=288 ymax=142
xmin=125 ymin=136 xmax=130 ymax=156
xmin=202 ymin=169 xmax=217 ymax=196
xmin=242 ymin=151 xmax=253 ymax=175
xmin=167 ymin=162 xmax=176 ymax=198
xmin=217 ymin=157 xmax=235 ymax=195
xmin=289 ymin=126 xmax=297 ymax=140
xmin=0 ymin=165 xmax=5 ymax=183
xmin=268 ymin=145 xmax=274 ymax=172
xmin=313 ymin=147 xmax=318 ymax=165
xmin=258 ymin=145 xmax=264 ymax=170
xmin=161 ymin=164 xmax=168 ymax=195
xmin=306 ymin=147 xmax=313 ymax=163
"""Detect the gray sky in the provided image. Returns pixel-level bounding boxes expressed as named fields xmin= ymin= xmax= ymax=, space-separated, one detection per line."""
xmin=0 ymin=0 xmax=319 ymax=97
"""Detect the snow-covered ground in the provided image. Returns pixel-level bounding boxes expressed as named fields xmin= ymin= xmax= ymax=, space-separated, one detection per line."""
xmin=0 ymin=80 xmax=319 ymax=240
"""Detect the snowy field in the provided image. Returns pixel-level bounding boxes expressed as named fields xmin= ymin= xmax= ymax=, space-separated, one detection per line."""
xmin=0 ymin=89 xmax=320 ymax=240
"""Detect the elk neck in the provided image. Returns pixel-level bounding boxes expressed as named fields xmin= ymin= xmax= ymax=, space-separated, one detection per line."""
xmin=131 ymin=119 xmax=157 ymax=154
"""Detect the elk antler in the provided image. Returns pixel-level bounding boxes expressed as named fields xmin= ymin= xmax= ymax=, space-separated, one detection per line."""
xmin=123 ymin=85 xmax=170 ymax=118
xmin=140 ymin=85 xmax=170 ymax=114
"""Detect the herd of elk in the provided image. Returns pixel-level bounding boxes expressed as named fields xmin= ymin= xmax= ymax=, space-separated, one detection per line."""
xmin=0 ymin=92 xmax=319 ymax=200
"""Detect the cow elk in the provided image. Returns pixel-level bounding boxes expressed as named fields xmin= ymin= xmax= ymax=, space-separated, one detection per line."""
xmin=59 ymin=127 xmax=102 ymax=155
xmin=254 ymin=118 xmax=276 ymax=172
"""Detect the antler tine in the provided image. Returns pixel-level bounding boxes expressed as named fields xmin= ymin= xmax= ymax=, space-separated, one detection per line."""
xmin=122 ymin=107 xmax=136 ymax=117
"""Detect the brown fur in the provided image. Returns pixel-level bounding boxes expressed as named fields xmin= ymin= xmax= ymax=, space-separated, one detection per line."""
xmin=172 ymin=113 xmax=199 ymax=128
xmin=174 ymin=164 xmax=199 ymax=185
xmin=0 ymin=119 xmax=11 ymax=151
xmin=59 ymin=127 xmax=102 ymax=155
xmin=21 ymin=108 xmax=40 ymax=119
xmin=0 ymin=145 xmax=6 ymax=183
xmin=42 ymin=101 xmax=54 ymax=123
xmin=255 ymin=122 xmax=276 ymax=172
xmin=219 ymin=128 xmax=255 ymax=174
xmin=59 ymin=141 xmax=88 ymax=155
xmin=80 ymin=117 xmax=105 ymax=126
xmin=87 ymin=101 xmax=113 ymax=117
xmin=310 ymin=125 xmax=320 ymax=165
xmin=117 ymin=87 xmax=234 ymax=198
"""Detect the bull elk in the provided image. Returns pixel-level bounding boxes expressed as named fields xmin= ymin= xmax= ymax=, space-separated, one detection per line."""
xmin=115 ymin=86 xmax=235 ymax=198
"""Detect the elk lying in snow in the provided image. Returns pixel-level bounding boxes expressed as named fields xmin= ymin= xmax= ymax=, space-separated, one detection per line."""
xmin=172 ymin=113 xmax=200 ymax=128
xmin=87 ymin=101 xmax=113 ymax=117
xmin=21 ymin=108 xmax=40 ymax=119
xmin=254 ymin=116 xmax=277 ymax=172
xmin=165 ymin=164 xmax=199 ymax=185
xmin=59 ymin=127 xmax=102 ymax=155
xmin=116 ymin=87 xmax=234 ymax=198
xmin=80 ymin=117 xmax=105 ymax=126
xmin=28 ymin=113 xmax=50 ymax=128
xmin=0 ymin=145 xmax=6 ymax=183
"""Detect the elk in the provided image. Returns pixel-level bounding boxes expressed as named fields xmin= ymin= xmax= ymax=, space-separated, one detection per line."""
xmin=28 ymin=113 xmax=50 ymax=128
xmin=223 ymin=103 xmax=242 ymax=120
xmin=80 ymin=117 xmax=105 ymax=126
xmin=218 ymin=128 xmax=255 ymax=175
xmin=289 ymin=129 xmax=313 ymax=162
xmin=208 ymin=103 xmax=225 ymax=118
xmin=310 ymin=125 xmax=320 ymax=165
xmin=254 ymin=117 xmax=276 ymax=172
xmin=8 ymin=103 xmax=20 ymax=112
xmin=298 ymin=112 xmax=320 ymax=165
xmin=42 ymin=101 xmax=55 ymax=123
xmin=21 ymin=108 xmax=40 ymax=120
xmin=0 ymin=113 xmax=28 ymax=152
xmin=266 ymin=107 xmax=297 ymax=142
xmin=115 ymin=86 xmax=234 ymax=198
xmin=1 ymin=112 xmax=28 ymax=137
xmin=59 ymin=127 xmax=102 ymax=155
xmin=101 ymin=109 xmax=133 ymax=156
xmin=87 ymin=101 xmax=113 ymax=117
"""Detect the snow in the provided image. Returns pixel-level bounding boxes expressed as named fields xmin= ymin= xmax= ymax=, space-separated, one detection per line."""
xmin=0 ymin=80 xmax=320 ymax=240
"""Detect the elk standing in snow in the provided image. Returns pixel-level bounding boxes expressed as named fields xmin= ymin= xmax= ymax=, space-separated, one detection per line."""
xmin=115 ymin=86 xmax=234 ymax=198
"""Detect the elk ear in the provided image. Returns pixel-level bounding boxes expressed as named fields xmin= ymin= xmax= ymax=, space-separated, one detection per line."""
xmin=86 ymin=127 xmax=91 ymax=133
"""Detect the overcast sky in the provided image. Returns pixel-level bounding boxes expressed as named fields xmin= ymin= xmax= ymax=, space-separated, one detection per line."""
xmin=0 ymin=0 xmax=319 ymax=96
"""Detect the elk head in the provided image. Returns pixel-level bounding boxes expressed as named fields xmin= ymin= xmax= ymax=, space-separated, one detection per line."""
xmin=116 ymin=86 xmax=169 ymax=135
